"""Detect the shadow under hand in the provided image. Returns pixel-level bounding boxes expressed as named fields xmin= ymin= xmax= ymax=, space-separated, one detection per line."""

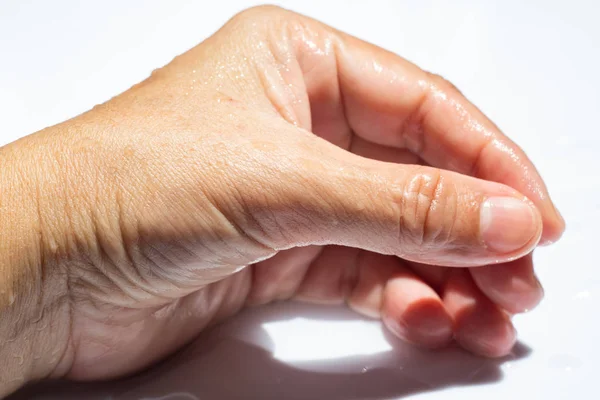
xmin=10 ymin=302 xmax=531 ymax=400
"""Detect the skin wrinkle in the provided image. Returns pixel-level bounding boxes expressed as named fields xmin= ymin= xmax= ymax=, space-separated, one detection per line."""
xmin=215 ymin=174 xmax=280 ymax=255
xmin=265 ymin=22 xmax=301 ymax=126
xmin=87 ymin=197 xmax=156 ymax=306
xmin=422 ymin=171 xmax=444 ymax=246
xmin=137 ymin=238 xmax=214 ymax=294
xmin=399 ymin=82 xmax=429 ymax=155
xmin=467 ymin=133 xmax=494 ymax=178
xmin=114 ymin=189 xmax=159 ymax=301
xmin=332 ymin=40 xmax=360 ymax=150
xmin=444 ymin=180 xmax=459 ymax=249
xmin=85 ymin=192 xmax=201 ymax=305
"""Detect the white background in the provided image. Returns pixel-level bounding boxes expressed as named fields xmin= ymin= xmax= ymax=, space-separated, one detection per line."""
xmin=2 ymin=1 xmax=599 ymax=399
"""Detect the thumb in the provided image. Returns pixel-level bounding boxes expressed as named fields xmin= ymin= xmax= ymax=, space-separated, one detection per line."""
xmin=247 ymin=136 xmax=542 ymax=267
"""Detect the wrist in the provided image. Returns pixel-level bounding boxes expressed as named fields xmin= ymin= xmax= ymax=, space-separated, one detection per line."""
xmin=0 ymin=136 xmax=72 ymax=397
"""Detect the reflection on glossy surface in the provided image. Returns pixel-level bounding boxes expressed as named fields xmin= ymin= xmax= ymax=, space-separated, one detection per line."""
xmin=11 ymin=302 xmax=529 ymax=400
xmin=262 ymin=317 xmax=393 ymax=362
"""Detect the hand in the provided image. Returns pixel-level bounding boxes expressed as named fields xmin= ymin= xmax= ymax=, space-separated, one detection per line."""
xmin=0 ymin=5 xmax=564 ymax=395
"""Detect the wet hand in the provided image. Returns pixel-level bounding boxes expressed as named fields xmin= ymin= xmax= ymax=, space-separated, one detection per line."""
xmin=0 ymin=6 xmax=565 ymax=395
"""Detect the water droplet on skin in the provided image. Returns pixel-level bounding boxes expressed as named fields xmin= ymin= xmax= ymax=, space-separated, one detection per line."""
xmin=355 ymin=202 xmax=366 ymax=211
xmin=372 ymin=61 xmax=383 ymax=74
xmin=548 ymin=353 xmax=583 ymax=372
xmin=192 ymin=69 xmax=196 ymax=74
xmin=14 ymin=353 xmax=24 ymax=365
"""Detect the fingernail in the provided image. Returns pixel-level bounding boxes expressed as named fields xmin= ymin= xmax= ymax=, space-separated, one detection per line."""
xmin=480 ymin=197 xmax=540 ymax=254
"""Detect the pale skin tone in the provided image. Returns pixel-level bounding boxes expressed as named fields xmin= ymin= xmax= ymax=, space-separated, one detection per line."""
xmin=0 ymin=6 xmax=565 ymax=397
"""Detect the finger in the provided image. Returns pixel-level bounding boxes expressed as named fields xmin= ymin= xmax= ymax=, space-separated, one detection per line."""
xmin=349 ymin=134 xmax=423 ymax=165
xmin=470 ymin=253 xmax=544 ymax=314
xmin=245 ymin=133 xmax=543 ymax=267
xmin=343 ymin=251 xmax=453 ymax=348
xmin=347 ymin=138 xmax=542 ymax=314
xmin=246 ymin=245 xmax=323 ymax=306
xmin=443 ymin=270 xmax=517 ymax=357
xmin=377 ymin=257 xmax=454 ymax=348
xmin=345 ymin=251 xmax=397 ymax=319
xmin=289 ymin=14 xmax=564 ymax=244
xmin=408 ymin=255 xmax=543 ymax=314
xmin=404 ymin=262 xmax=447 ymax=291
xmin=345 ymin=136 xmax=543 ymax=314
xmin=293 ymin=245 xmax=362 ymax=305
xmin=293 ymin=247 xmax=453 ymax=348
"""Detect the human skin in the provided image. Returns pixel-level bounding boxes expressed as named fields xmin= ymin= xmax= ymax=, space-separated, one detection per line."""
xmin=0 ymin=6 xmax=564 ymax=397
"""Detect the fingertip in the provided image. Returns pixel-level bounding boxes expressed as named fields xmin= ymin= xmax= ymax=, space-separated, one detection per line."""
xmin=444 ymin=270 xmax=517 ymax=357
xmin=383 ymin=299 xmax=454 ymax=349
xmin=470 ymin=256 xmax=544 ymax=314
xmin=456 ymin=316 xmax=517 ymax=358
xmin=539 ymin=203 xmax=566 ymax=246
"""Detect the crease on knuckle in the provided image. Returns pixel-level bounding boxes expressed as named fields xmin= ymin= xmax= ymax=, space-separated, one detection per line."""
xmin=401 ymin=72 xmax=462 ymax=157
xmin=426 ymin=71 xmax=463 ymax=96
xmin=400 ymin=84 xmax=429 ymax=155
xmin=398 ymin=169 xmax=456 ymax=251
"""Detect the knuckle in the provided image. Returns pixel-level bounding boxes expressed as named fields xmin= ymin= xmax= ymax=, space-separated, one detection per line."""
xmin=230 ymin=5 xmax=289 ymax=29
xmin=398 ymin=168 xmax=457 ymax=248
xmin=224 ymin=5 xmax=297 ymax=68
xmin=238 ymin=4 xmax=286 ymax=16
xmin=425 ymin=71 xmax=463 ymax=96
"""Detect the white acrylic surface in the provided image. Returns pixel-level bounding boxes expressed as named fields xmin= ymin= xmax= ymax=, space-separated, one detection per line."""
xmin=1 ymin=1 xmax=598 ymax=399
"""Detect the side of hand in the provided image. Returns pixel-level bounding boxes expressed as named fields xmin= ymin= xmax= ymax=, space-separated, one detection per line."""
xmin=0 ymin=5 xmax=564 ymax=397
